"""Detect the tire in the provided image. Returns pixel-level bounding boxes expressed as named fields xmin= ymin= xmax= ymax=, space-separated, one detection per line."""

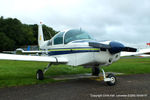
xmin=106 ymin=73 xmax=117 ymax=86
xmin=36 ymin=69 xmax=44 ymax=80
xmin=92 ymin=67 xmax=100 ymax=76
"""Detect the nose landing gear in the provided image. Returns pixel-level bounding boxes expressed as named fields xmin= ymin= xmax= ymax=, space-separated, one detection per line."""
xmin=92 ymin=66 xmax=117 ymax=86
xmin=101 ymin=69 xmax=117 ymax=86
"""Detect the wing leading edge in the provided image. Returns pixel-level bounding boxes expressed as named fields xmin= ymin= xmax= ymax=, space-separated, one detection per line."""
xmin=0 ymin=53 xmax=68 ymax=63
xmin=121 ymin=49 xmax=150 ymax=57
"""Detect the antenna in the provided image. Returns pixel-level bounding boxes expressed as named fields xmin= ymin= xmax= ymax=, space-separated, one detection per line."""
xmin=48 ymin=31 xmax=52 ymax=39
xmin=80 ymin=27 xmax=82 ymax=32
xmin=48 ymin=32 xmax=52 ymax=39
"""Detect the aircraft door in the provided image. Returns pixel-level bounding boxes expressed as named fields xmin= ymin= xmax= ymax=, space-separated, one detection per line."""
xmin=63 ymin=43 xmax=77 ymax=66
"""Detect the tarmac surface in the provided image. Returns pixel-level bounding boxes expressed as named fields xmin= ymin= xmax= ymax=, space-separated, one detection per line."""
xmin=0 ymin=74 xmax=150 ymax=100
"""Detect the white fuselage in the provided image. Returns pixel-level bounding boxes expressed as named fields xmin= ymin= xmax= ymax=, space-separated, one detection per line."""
xmin=40 ymin=40 xmax=121 ymax=67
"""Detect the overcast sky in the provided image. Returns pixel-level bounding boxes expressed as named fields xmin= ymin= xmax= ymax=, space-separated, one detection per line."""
xmin=0 ymin=0 xmax=150 ymax=47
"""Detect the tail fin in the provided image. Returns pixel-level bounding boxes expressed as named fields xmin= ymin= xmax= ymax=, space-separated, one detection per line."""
xmin=38 ymin=22 xmax=44 ymax=48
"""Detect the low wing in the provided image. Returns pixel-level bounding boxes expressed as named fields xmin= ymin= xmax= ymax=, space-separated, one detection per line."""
xmin=121 ymin=49 xmax=150 ymax=57
xmin=0 ymin=53 xmax=68 ymax=63
xmin=134 ymin=48 xmax=150 ymax=57
xmin=121 ymin=52 xmax=141 ymax=57
xmin=138 ymin=54 xmax=150 ymax=57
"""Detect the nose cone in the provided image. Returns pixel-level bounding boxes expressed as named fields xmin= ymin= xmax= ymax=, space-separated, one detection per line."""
xmin=109 ymin=41 xmax=124 ymax=54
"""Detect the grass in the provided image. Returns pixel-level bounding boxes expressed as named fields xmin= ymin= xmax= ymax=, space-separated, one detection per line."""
xmin=0 ymin=57 xmax=150 ymax=88
xmin=0 ymin=61 xmax=90 ymax=88
xmin=104 ymin=58 xmax=150 ymax=74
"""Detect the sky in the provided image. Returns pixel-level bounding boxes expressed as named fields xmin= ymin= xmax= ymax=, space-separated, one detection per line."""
xmin=0 ymin=0 xmax=150 ymax=47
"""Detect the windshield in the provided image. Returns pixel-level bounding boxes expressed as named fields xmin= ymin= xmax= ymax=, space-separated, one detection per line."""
xmin=64 ymin=29 xmax=93 ymax=44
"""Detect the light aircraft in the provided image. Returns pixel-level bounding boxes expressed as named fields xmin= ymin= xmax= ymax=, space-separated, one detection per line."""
xmin=0 ymin=23 xmax=145 ymax=86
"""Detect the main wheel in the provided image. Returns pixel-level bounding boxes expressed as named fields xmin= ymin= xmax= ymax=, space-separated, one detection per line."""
xmin=36 ymin=69 xmax=44 ymax=80
xmin=106 ymin=73 xmax=116 ymax=86
xmin=92 ymin=67 xmax=100 ymax=76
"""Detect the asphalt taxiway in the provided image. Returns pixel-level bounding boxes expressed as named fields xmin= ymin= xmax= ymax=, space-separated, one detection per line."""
xmin=0 ymin=74 xmax=149 ymax=100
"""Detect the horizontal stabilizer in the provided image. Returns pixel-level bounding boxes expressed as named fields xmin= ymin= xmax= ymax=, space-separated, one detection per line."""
xmin=16 ymin=48 xmax=45 ymax=54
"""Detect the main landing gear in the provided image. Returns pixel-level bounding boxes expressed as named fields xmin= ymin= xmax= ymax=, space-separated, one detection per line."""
xmin=36 ymin=63 xmax=52 ymax=80
xmin=92 ymin=67 xmax=100 ymax=76
xmin=92 ymin=67 xmax=117 ymax=86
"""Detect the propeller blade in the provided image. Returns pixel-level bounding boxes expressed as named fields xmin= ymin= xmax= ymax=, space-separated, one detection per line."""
xmin=89 ymin=42 xmax=111 ymax=49
xmin=122 ymin=47 xmax=137 ymax=52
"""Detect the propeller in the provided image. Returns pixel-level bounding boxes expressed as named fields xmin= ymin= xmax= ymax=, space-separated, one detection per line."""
xmin=89 ymin=41 xmax=137 ymax=54
xmin=122 ymin=47 xmax=137 ymax=52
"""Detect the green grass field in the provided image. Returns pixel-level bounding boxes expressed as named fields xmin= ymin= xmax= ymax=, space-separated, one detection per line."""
xmin=0 ymin=58 xmax=150 ymax=88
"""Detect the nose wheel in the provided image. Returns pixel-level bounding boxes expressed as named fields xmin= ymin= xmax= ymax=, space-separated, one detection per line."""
xmin=101 ymin=69 xmax=117 ymax=86
xmin=106 ymin=73 xmax=116 ymax=86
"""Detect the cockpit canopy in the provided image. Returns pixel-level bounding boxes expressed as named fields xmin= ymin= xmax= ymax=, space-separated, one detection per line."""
xmin=52 ymin=29 xmax=93 ymax=45
xmin=64 ymin=29 xmax=93 ymax=44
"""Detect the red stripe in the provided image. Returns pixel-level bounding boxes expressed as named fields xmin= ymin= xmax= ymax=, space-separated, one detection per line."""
xmin=146 ymin=43 xmax=150 ymax=45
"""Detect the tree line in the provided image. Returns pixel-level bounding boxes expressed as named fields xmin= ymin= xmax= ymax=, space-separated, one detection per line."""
xmin=0 ymin=16 xmax=57 ymax=52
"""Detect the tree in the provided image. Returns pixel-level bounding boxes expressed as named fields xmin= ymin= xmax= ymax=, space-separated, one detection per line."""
xmin=0 ymin=32 xmax=15 ymax=51
xmin=0 ymin=16 xmax=57 ymax=51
